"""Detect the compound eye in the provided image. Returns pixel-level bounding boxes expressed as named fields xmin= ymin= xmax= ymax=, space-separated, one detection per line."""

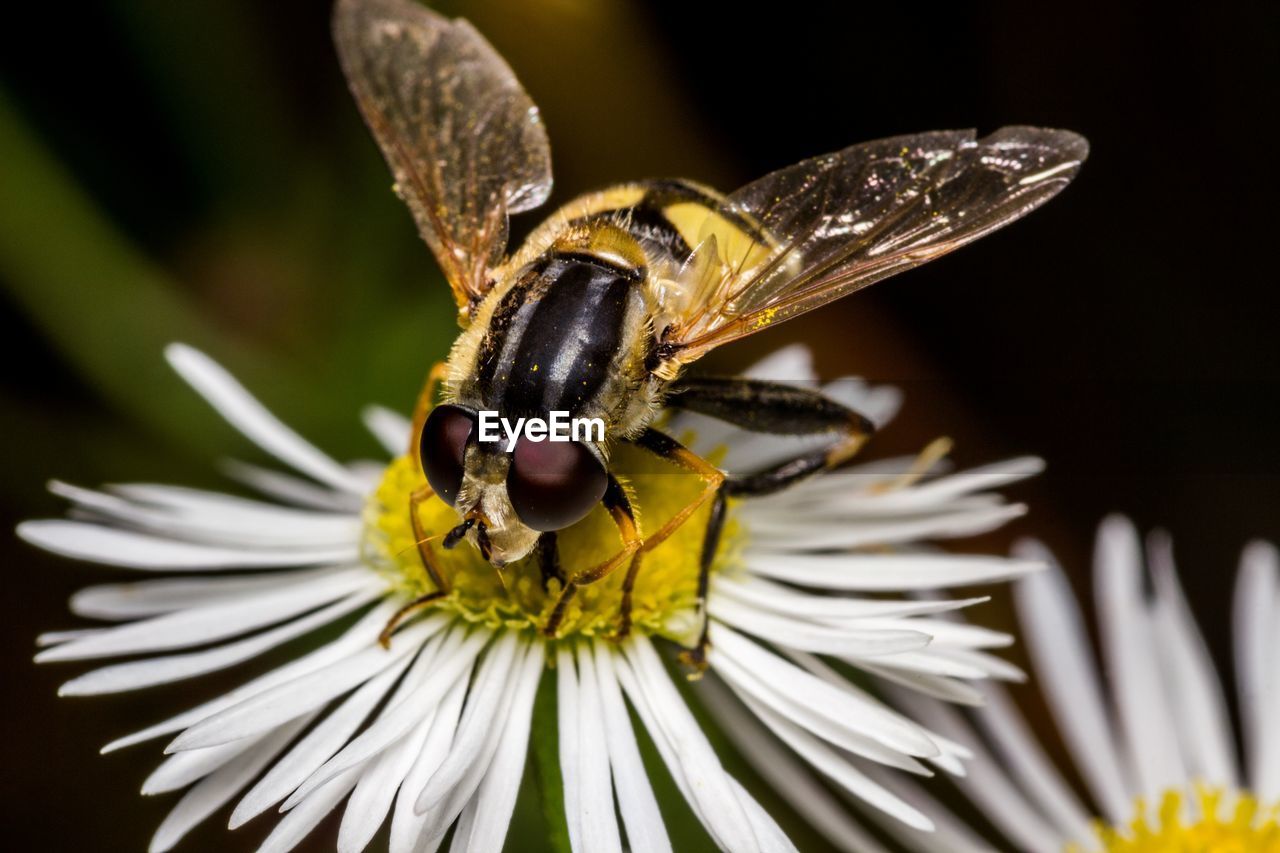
xmin=420 ymin=405 xmax=475 ymax=506
xmin=507 ymin=437 xmax=608 ymax=532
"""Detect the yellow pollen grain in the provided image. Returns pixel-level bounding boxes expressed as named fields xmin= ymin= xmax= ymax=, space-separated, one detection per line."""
xmin=362 ymin=436 xmax=740 ymax=640
xmin=1077 ymin=788 xmax=1280 ymax=853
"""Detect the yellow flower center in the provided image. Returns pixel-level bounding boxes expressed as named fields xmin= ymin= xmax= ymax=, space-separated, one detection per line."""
xmin=362 ymin=437 xmax=741 ymax=639
xmin=1085 ymin=788 xmax=1280 ymax=852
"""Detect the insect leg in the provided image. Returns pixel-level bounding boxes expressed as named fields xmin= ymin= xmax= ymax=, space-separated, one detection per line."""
xmin=610 ymin=429 xmax=726 ymax=671
xmin=872 ymin=436 xmax=953 ymax=493
xmin=668 ymin=376 xmax=876 ymax=491
xmin=380 ymin=483 xmax=451 ymax=648
xmin=537 ymin=531 xmax=564 ymax=591
xmin=656 ymin=377 xmax=877 ymax=672
xmin=409 ymin=361 xmax=450 ymax=465
xmin=543 ymin=474 xmax=641 ymax=638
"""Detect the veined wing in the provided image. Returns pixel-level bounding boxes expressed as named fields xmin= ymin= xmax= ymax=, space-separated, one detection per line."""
xmin=333 ymin=0 xmax=553 ymax=321
xmin=657 ymin=127 xmax=1087 ymax=364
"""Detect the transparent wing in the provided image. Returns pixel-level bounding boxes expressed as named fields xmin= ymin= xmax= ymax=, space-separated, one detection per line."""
xmin=333 ymin=0 xmax=553 ymax=319
xmin=659 ymin=127 xmax=1087 ymax=363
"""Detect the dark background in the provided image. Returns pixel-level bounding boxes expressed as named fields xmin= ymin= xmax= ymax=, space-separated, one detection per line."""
xmin=1 ymin=1 xmax=1276 ymax=850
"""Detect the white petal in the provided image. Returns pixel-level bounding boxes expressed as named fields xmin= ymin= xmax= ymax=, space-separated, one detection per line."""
xmin=165 ymin=344 xmax=366 ymax=494
xmin=110 ymin=481 xmax=354 ymax=519
xmin=822 ymin=376 xmax=901 ymax=428
xmin=858 ymin=663 xmax=984 ymax=706
xmin=1013 ymin=540 xmax=1132 ymax=823
xmin=710 ymin=626 xmax=938 ymax=760
xmin=256 ymin=767 xmax=363 ymax=853
xmin=70 ymin=566 xmax=353 ymax=621
xmin=782 ymin=649 xmax=974 ymax=768
xmin=850 ymin=649 xmax=986 ymax=681
xmin=144 ymin=739 xmax=259 ymax=796
xmin=41 ymin=568 xmax=379 ymax=663
xmin=714 ymin=574 xmax=989 ymax=620
xmin=36 ymin=628 xmax=103 ymax=646
xmin=921 ymin=647 xmax=1024 ymax=680
xmin=891 ymin=693 xmax=1062 ymax=852
xmin=701 ymin=678 xmax=890 ymax=853
xmin=857 ymin=763 xmax=999 ymax=853
xmin=968 ymin=683 xmax=1094 ymax=842
xmin=729 ymin=777 xmax=801 ymax=853
xmin=745 ymin=344 xmax=815 ymax=380
xmin=291 ymin=627 xmax=486 ymax=808
xmin=589 ymin=643 xmax=671 ymax=853
xmin=103 ymin=601 xmax=400 ymax=753
xmin=1146 ymin=531 xmax=1239 ymax=787
xmin=389 ymin=674 xmax=469 ymax=853
xmin=415 ymin=639 xmax=531 ymax=850
xmin=821 ymin=457 xmax=1043 ymax=510
xmin=363 ymin=406 xmax=412 ymax=457
xmin=713 ymin=650 xmax=928 ymax=774
xmin=334 ymin=629 xmax=458 ymax=853
xmin=742 ymin=503 xmax=1028 ymax=549
xmin=61 ymin=590 xmax=381 ymax=696
xmin=293 ymin=626 xmax=452 ymax=820
xmin=169 ymin=616 xmax=443 ymax=752
xmin=1235 ymin=540 xmax=1280 ymax=799
xmin=148 ymin=716 xmax=311 ymax=853
xmin=743 ymin=551 xmax=1042 ymax=591
xmin=413 ymin=630 xmax=518 ymax=813
xmin=1093 ymin=517 xmax=1186 ymax=797
xmin=340 ymin=716 xmax=432 ymax=853
xmin=223 ymin=459 xmax=362 ymax=511
xmin=19 ymin=520 xmax=356 ymax=571
xmin=556 ymin=645 xmax=583 ymax=853
xmin=735 ymin=689 xmax=934 ymax=831
xmin=231 ymin=651 xmax=415 ymax=828
xmin=847 ymin=618 xmax=1012 ymax=650
xmin=709 ymin=597 xmax=930 ymax=657
xmin=618 ymin=636 xmax=770 ymax=852
xmin=574 ymin=643 xmax=622 ymax=853
xmin=55 ymin=480 xmax=361 ymax=548
xmin=447 ymin=640 xmax=543 ymax=853
xmin=762 ymin=456 xmax=1040 ymax=514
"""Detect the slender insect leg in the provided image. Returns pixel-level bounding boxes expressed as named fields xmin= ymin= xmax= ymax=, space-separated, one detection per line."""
xmin=669 ymin=376 xmax=876 ymax=492
xmin=872 ymin=436 xmax=953 ymax=493
xmin=409 ymin=361 xmax=450 ymax=465
xmin=379 ymin=589 xmax=446 ymax=649
xmin=380 ymin=483 xmax=451 ymax=648
xmin=659 ymin=377 xmax=877 ymax=672
xmin=537 ymin=531 xmax=564 ymax=591
xmin=612 ymin=428 xmax=726 ymax=650
xmin=674 ymin=488 xmax=726 ymax=675
xmin=543 ymin=475 xmax=641 ymax=638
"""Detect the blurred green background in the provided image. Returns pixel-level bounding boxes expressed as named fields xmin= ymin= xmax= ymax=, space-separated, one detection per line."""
xmin=2 ymin=0 xmax=1276 ymax=850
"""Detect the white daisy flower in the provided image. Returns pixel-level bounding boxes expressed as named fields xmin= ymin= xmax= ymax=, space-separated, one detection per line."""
xmin=24 ymin=343 xmax=1042 ymax=852
xmin=882 ymin=516 xmax=1280 ymax=852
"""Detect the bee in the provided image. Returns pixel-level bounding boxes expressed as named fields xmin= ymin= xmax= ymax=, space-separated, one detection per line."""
xmin=334 ymin=0 xmax=1087 ymax=665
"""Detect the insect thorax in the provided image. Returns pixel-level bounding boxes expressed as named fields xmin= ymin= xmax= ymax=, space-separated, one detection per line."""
xmin=445 ymin=179 xmax=755 ymax=444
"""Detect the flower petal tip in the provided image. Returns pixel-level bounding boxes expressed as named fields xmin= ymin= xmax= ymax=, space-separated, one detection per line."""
xmin=16 ymin=520 xmax=52 ymax=547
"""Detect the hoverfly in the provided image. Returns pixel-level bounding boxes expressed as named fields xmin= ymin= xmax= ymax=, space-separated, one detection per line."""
xmin=333 ymin=0 xmax=1087 ymax=666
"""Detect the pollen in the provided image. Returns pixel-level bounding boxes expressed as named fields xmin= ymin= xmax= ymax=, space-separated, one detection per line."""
xmin=1080 ymin=788 xmax=1280 ymax=853
xmin=362 ymin=436 xmax=741 ymax=640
